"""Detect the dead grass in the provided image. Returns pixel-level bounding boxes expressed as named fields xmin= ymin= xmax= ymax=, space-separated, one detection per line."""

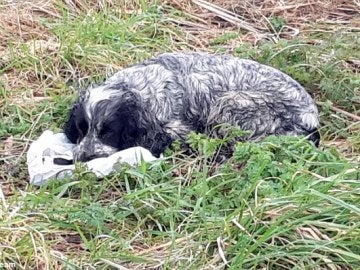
xmin=163 ymin=0 xmax=360 ymax=61
xmin=0 ymin=1 xmax=359 ymax=268
xmin=0 ymin=1 xmax=56 ymax=51
xmin=169 ymin=0 xmax=360 ymax=41
xmin=1 ymin=0 xmax=359 ymax=92
xmin=1 ymin=0 xmax=359 ymax=50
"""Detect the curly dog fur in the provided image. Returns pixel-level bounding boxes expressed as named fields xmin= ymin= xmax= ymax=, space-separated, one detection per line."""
xmin=64 ymin=52 xmax=320 ymax=161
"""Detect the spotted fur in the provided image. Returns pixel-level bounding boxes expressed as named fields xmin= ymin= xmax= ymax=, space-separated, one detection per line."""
xmin=64 ymin=52 xmax=320 ymax=161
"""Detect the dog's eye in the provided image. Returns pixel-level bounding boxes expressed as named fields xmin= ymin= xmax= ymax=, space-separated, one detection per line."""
xmin=99 ymin=125 xmax=111 ymax=139
xmin=98 ymin=124 xmax=121 ymax=148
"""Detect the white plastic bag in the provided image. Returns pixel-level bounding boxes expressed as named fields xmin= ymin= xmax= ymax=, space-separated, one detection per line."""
xmin=27 ymin=130 xmax=159 ymax=186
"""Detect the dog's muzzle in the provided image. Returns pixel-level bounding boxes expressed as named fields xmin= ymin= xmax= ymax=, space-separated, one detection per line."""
xmin=73 ymin=134 xmax=116 ymax=162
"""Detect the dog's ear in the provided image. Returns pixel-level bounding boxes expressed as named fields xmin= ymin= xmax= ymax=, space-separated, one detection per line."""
xmin=64 ymin=103 xmax=88 ymax=144
xmin=117 ymin=109 xmax=143 ymax=148
xmin=64 ymin=105 xmax=79 ymax=143
xmin=107 ymin=98 xmax=146 ymax=149
xmin=109 ymin=96 xmax=173 ymax=156
xmin=124 ymin=102 xmax=173 ymax=157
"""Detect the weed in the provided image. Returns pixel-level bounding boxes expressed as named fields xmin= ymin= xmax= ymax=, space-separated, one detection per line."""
xmin=269 ymin=16 xmax=286 ymax=32
xmin=210 ymin=32 xmax=239 ymax=45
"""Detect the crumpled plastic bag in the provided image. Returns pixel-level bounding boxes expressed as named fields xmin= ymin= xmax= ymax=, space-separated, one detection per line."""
xmin=27 ymin=130 xmax=159 ymax=186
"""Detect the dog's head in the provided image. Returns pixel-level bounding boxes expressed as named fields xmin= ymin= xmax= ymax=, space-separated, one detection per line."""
xmin=64 ymin=84 xmax=147 ymax=162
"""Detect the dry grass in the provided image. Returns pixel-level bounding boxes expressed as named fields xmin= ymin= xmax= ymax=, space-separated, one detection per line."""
xmin=166 ymin=0 xmax=360 ymax=44
xmin=1 ymin=0 xmax=359 ymax=92
xmin=0 ymin=0 xmax=359 ymax=269
xmin=0 ymin=1 xmax=54 ymax=50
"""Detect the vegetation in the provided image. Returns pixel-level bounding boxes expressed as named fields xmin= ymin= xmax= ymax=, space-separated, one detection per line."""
xmin=0 ymin=0 xmax=359 ymax=269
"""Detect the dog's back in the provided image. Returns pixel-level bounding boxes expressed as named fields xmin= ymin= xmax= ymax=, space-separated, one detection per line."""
xmin=139 ymin=52 xmax=320 ymax=145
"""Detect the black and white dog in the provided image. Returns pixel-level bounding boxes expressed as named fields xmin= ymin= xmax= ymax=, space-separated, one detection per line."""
xmin=64 ymin=52 xmax=320 ymax=162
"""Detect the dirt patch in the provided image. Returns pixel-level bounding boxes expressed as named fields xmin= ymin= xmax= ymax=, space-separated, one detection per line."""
xmin=0 ymin=1 xmax=58 ymax=51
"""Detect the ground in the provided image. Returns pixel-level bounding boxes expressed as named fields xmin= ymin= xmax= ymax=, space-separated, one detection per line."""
xmin=0 ymin=0 xmax=359 ymax=269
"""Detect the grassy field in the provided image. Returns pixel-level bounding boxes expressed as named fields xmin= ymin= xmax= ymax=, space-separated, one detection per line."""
xmin=0 ymin=0 xmax=359 ymax=269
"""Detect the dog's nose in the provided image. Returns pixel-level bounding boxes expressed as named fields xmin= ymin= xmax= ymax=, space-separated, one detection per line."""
xmin=78 ymin=153 xmax=98 ymax=162
xmin=75 ymin=152 xmax=109 ymax=162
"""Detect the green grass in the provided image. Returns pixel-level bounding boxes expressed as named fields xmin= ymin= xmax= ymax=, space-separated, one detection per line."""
xmin=1 ymin=136 xmax=359 ymax=269
xmin=0 ymin=0 xmax=359 ymax=269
